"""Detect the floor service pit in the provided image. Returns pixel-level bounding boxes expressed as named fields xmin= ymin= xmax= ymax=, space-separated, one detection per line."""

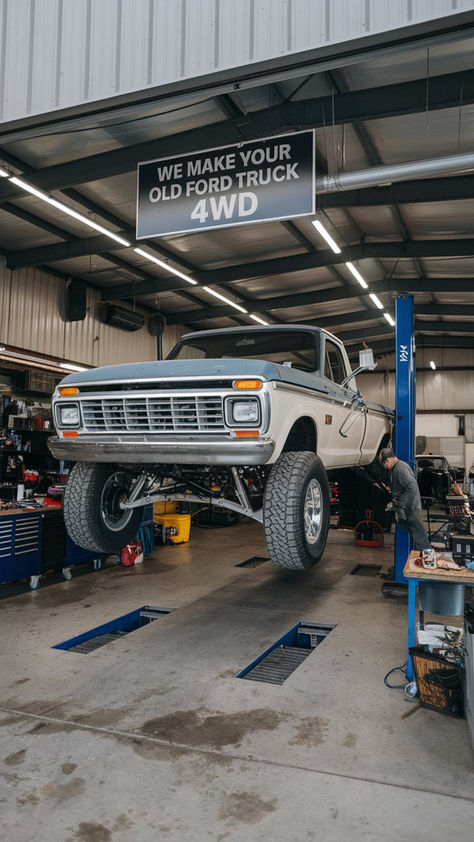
xmin=52 ymin=605 xmax=175 ymax=653
xmin=237 ymin=621 xmax=335 ymax=685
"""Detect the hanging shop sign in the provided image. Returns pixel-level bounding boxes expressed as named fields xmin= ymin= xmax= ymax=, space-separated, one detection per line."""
xmin=136 ymin=130 xmax=314 ymax=238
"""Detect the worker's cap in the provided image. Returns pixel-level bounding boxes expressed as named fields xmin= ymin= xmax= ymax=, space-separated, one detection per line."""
xmin=379 ymin=448 xmax=395 ymax=464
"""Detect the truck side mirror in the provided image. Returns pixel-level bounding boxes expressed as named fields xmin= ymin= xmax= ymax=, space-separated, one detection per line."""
xmin=358 ymin=348 xmax=375 ymax=371
xmin=341 ymin=347 xmax=377 ymax=388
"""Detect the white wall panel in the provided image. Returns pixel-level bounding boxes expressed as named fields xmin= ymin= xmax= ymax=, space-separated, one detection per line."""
xmin=88 ymin=0 xmax=120 ymax=102
xmin=290 ymin=0 xmax=328 ymax=50
xmin=217 ymin=0 xmax=252 ymax=67
xmin=184 ymin=0 xmax=216 ymax=76
xmin=358 ymin=368 xmax=474 ymax=412
xmin=0 ymin=261 xmax=156 ymax=366
xmin=161 ymin=323 xmax=187 ymax=359
xmin=1 ymin=0 xmax=471 ymax=124
xmin=58 ymin=0 xmax=89 ymax=107
xmin=29 ymin=0 xmax=60 ymax=114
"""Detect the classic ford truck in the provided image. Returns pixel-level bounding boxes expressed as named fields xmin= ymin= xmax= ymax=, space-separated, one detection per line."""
xmin=48 ymin=325 xmax=392 ymax=569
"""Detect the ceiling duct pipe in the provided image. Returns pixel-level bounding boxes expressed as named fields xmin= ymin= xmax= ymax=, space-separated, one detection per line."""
xmin=316 ymin=151 xmax=474 ymax=194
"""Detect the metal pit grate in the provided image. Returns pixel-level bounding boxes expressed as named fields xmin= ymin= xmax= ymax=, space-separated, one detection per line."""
xmin=52 ymin=606 xmax=175 ymax=653
xmin=236 ymin=556 xmax=269 ymax=568
xmin=238 ymin=621 xmax=335 ymax=685
xmin=350 ymin=564 xmax=382 ymax=576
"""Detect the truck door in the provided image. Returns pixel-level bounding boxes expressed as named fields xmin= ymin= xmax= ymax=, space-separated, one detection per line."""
xmin=322 ymin=337 xmax=366 ymax=466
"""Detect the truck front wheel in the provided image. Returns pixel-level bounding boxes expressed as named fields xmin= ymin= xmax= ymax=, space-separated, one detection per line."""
xmin=64 ymin=462 xmax=144 ymax=554
xmin=263 ymin=451 xmax=330 ymax=570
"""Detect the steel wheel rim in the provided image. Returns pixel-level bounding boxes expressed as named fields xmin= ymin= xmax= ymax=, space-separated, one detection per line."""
xmin=100 ymin=472 xmax=134 ymax=532
xmin=304 ymin=478 xmax=322 ymax=545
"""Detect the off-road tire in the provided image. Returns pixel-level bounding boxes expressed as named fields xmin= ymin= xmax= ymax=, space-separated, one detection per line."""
xmin=263 ymin=451 xmax=330 ymax=570
xmin=64 ymin=462 xmax=143 ymax=554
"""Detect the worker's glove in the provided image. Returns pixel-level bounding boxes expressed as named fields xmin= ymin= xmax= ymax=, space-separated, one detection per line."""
xmin=385 ymin=501 xmax=394 ymax=512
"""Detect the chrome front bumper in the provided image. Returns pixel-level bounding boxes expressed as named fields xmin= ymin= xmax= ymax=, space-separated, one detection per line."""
xmin=47 ymin=435 xmax=275 ymax=466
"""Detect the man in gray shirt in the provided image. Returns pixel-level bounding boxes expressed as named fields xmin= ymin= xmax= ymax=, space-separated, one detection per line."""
xmin=380 ymin=448 xmax=431 ymax=551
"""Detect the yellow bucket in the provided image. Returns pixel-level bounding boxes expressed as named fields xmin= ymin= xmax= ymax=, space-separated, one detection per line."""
xmin=155 ymin=513 xmax=191 ymax=543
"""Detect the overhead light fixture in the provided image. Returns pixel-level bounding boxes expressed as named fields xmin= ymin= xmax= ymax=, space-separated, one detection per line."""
xmin=312 ymin=220 xmax=341 ymax=254
xmin=60 ymin=362 xmax=88 ymax=372
xmin=9 ymin=176 xmax=131 ymax=247
xmin=345 ymin=262 xmax=368 ymax=289
xmin=249 ymin=314 xmax=269 ymax=326
xmin=369 ymin=293 xmax=384 ymax=310
xmin=0 ymin=347 xmax=88 ymax=373
xmin=0 ymin=168 xmax=9 ymax=178
xmin=430 ymin=360 xmax=436 ymax=370
xmin=383 ymin=312 xmax=395 ymax=327
xmin=202 ymin=286 xmax=247 ymax=313
xmin=134 ymin=247 xmax=197 ymax=285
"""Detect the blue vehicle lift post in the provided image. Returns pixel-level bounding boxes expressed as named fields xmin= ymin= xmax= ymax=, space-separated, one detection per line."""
xmin=393 ymin=294 xmax=417 ymax=681
xmin=394 ymin=294 xmax=416 ymax=584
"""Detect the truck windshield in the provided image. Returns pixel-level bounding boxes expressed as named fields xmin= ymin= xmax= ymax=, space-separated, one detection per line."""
xmin=169 ymin=330 xmax=318 ymax=372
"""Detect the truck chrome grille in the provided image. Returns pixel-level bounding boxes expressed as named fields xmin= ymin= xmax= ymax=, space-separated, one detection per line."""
xmin=80 ymin=396 xmax=225 ymax=433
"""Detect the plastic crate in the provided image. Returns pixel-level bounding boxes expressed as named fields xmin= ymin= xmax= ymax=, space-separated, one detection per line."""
xmin=452 ymin=534 xmax=474 ymax=564
xmin=410 ymin=647 xmax=464 ymax=717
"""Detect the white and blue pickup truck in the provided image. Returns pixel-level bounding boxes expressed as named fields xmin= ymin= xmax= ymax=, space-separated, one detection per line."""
xmin=48 ymin=325 xmax=393 ymax=570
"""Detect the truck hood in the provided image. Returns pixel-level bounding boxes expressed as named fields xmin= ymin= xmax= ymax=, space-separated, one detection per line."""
xmin=58 ymin=358 xmax=327 ymax=391
xmin=58 ymin=358 xmax=392 ymax=414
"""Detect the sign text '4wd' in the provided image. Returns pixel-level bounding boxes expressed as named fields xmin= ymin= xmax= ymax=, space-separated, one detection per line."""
xmin=136 ymin=131 xmax=314 ymax=238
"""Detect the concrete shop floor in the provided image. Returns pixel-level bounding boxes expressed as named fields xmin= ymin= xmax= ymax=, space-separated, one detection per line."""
xmin=1 ymin=522 xmax=473 ymax=841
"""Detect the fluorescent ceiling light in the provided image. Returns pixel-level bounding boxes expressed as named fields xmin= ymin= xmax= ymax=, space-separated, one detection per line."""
xmin=312 ymin=220 xmax=341 ymax=254
xmin=345 ymin=262 xmax=368 ymax=289
xmin=202 ymin=286 xmax=247 ymax=313
xmin=0 ymin=168 xmax=9 ymax=178
xmin=134 ymin=247 xmax=197 ymax=285
xmin=249 ymin=314 xmax=269 ymax=326
xmin=430 ymin=360 xmax=436 ymax=370
xmin=60 ymin=362 xmax=88 ymax=372
xmin=383 ymin=312 xmax=395 ymax=327
xmin=9 ymin=176 xmax=130 ymax=247
xmin=369 ymin=293 xmax=384 ymax=310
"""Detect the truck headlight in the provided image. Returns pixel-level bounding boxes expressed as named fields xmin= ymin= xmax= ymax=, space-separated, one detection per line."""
xmin=225 ymin=398 xmax=260 ymax=426
xmin=57 ymin=403 xmax=81 ymax=428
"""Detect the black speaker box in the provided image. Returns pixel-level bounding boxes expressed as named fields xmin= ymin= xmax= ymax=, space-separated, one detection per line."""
xmin=65 ymin=280 xmax=87 ymax=321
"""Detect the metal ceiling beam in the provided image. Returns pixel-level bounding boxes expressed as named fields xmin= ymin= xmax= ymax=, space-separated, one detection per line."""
xmin=163 ymin=278 xmax=474 ymax=324
xmin=346 ymin=334 xmax=474 ymax=358
xmin=0 ymin=67 xmax=472 ymax=199
xmin=200 ymin=241 xmax=474 ymax=286
xmin=414 ymin=319 xmax=474 ymax=333
xmin=319 ymin=174 xmax=474 ymax=208
xmin=416 ymin=304 xmax=474 ymax=317
xmin=6 ymin=234 xmax=118 ymax=267
xmin=92 ymin=241 xmax=474 ymax=301
xmin=338 ymin=321 xmax=474 ymax=345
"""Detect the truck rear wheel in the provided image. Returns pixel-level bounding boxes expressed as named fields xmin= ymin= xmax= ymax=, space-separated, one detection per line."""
xmin=64 ymin=462 xmax=143 ymax=554
xmin=263 ymin=451 xmax=330 ymax=570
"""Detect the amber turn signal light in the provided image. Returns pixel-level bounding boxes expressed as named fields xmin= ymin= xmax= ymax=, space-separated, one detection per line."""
xmin=233 ymin=379 xmax=262 ymax=390
xmin=234 ymin=431 xmax=260 ymax=438
xmin=59 ymin=387 xmax=79 ymax=396
xmin=62 ymin=431 xmax=79 ymax=438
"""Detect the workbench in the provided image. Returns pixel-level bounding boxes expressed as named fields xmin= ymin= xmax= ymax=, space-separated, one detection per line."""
xmin=403 ymin=550 xmax=474 ymax=680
